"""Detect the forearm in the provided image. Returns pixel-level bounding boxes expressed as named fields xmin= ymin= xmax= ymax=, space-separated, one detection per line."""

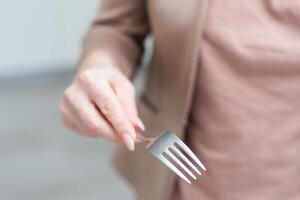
xmin=78 ymin=0 xmax=149 ymax=79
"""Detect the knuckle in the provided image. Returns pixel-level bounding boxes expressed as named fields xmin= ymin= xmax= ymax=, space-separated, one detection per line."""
xmin=77 ymin=70 xmax=95 ymax=86
xmin=84 ymin=119 xmax=100 ymax=134
xmin=63 ymin=87 xmax=74 ymax=102
xmin=101 ymin=100 xmax=115 ymax=116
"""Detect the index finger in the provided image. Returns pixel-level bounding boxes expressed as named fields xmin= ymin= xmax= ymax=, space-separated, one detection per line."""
xmin=86 ymin=79 xmax=136 ymax=150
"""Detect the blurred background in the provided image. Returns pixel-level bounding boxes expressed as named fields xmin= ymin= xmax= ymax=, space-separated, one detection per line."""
xmin=0 ymin=0 xmax=151 ymax=199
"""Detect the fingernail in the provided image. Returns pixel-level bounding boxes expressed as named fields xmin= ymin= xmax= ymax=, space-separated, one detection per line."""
xmin=132 ymin=116 xmax=145 ymax=132
xmin=122 ymin=133 xmax=135 ymax=151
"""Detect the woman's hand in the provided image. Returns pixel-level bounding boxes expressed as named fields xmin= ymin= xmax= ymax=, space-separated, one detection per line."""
xmin=59 ymin=64 xmax=144 ymax=151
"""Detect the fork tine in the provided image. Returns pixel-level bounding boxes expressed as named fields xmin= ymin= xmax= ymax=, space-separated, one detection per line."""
xmin=165 ymin=149 xmax=196 ymax=180
xmin=158 ymin=154 xmax=191 ymax=184
xmin=175 ymin=140 xmax=206 ymax=171
xmin=170 ymin=146 xmax=202 ymax=175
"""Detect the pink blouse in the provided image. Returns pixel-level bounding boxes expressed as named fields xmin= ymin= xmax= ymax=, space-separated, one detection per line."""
xmin=173 ymin=1 xmax=300 ymax=199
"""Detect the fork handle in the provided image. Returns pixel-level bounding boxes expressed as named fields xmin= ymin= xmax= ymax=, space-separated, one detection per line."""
xmin=136 ymin=132 xmax=155 ymax=147
xmin=136 ymin=132 xmax=152 ymax=142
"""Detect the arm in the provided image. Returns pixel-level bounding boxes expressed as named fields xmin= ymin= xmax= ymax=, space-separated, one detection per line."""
xmin=59 ymin=0 xmax=149 ymax=151
xmin=79 ymin=0 xmax=149 ymax=78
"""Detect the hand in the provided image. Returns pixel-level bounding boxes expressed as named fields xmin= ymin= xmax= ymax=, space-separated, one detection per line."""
xmin=59 ymin=65 xmax=145 ymax=151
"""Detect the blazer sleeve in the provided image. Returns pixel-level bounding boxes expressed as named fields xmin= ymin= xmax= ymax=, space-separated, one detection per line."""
xmin=80 ymin=0 xmax=149 ymax=78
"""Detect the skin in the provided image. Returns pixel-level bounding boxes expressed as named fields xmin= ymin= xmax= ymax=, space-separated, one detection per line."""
xmin=59 ymin=51 xmax=145 ymax=151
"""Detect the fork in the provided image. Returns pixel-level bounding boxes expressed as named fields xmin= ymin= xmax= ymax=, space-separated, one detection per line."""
xmin=137 ymin=130 xmax=206 ymax=184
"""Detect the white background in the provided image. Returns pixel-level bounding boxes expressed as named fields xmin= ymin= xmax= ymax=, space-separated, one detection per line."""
xmin=0 ymin=0 xmax=101 ymax=78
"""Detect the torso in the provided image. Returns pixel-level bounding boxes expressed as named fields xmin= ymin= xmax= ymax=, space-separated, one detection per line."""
xmin=174 ymin=1 xmax=300 ymax=199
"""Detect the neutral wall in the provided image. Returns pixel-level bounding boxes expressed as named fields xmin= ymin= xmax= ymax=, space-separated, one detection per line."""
xmin=0 ymin=0 xmax=101 ymax=78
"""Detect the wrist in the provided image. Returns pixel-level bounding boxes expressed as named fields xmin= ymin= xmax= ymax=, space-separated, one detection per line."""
xmin=77 ymin=50 xmax=122 ymax=74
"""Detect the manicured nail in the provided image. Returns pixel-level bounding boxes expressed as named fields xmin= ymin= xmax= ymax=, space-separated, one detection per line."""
xmin=122 ymin=133 xmax=135 ymax=151
xmin=132 ymin=116 xmax=145 ymax=132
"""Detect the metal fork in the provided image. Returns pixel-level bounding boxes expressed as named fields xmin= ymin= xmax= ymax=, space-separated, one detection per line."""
xmin=137 ymin=130 xmax=206 ymax=184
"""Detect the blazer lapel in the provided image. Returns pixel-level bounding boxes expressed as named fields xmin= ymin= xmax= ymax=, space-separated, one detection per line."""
xmin=113 ymin=1 xmax=210 ymax=200
xmin=155 ymin=0 xmax=209 ymax=137
xmin=149 ymin=0 xmax=210 ymax=199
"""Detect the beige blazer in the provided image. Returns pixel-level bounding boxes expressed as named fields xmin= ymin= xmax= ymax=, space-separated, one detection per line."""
xmin=82 ymin=0 xmax=209 ymax=199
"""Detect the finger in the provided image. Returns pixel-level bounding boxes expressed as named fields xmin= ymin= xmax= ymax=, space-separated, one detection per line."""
xmin=112 ymin=76 xmax=145 ymax=132
xmin=86 ymin=79 xmax=136 ymax=151
xmin=64 ymin=90 xmax=120 ymax=141
xmin=59 ymin=101 xmax=83 ymax=134
xmin=92 ymin=104 xmax=122 ymax=142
